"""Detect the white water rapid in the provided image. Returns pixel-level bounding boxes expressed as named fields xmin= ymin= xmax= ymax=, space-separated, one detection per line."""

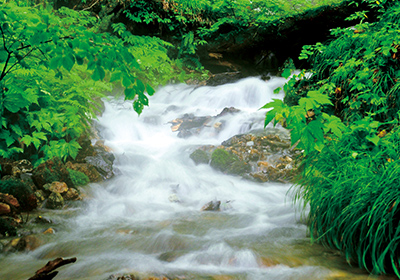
xmin=0 ymin=77 xmax=378 ymax=280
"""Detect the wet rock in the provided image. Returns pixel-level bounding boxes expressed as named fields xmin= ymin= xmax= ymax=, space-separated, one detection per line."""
xmin=34 ymin=216 xmax=53 ymax=224
xmin=189 ymin=149 xmax=210 ymax=165
xmin=46 ymin=192 xmax=64 ymax=210
xmin=32 ymin=157 xmax=75 ymax=190
xmin=107 ymin=275 xmax=138 ymax=280
xmin=43 ymin=228 xmax=55 ymax=234
xmin=168 ymin=193 xmax=180 ymax=203
xmin=3 ymin=234 xmax=42 ymax=252
xmin=85 ymin=145 xmax=115 ymax=180
xmin=210 ymin=149 xmax=238 ymax=173
xmin=191 ymin=128 xmax=301 ymax=183
xmin=47 ymin=181 xmax=68 ymax=194
xmin=0 ymin=203 xmax=11 ymax=215
xmin=0 ymin=159 xmax=33 ymax=178
xmin=216 ymin=107 xmax=240 ymax=117
xmin=34 ymin=190 xmax=46 ymax=208
xmin=0 ymin=193 xmax=20 ymax=209
xmin=201 ymin=200 xmax=221 ymax=211
xmin=229 ymin=160 xmax=251 ymax=175
xmin=63 ymin=188 xmax=81 ymax=201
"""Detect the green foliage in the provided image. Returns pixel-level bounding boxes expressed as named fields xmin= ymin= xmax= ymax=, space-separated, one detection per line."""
xmin=0 ymin=217 xmax=17 ymax=237
xmin=262 ymin=0 xmax=400 ymax=276
xmin=294 ymin=128 xmax=400 ymax=277
xmin=0 ymin=2 xmax=191 ymax=165
xmin=0 ymin=178 xmax=34 ymax=211
xmin=67 ymin=168 xmax=89 ymax=187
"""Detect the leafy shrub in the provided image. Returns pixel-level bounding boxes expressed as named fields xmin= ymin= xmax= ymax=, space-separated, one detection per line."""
xmin=0 ymin=179 xmax=34 ymax=211
xmin=263 ymin=0 xmax=400 ymax=276
xmin=67 ymin=168 xmax=89 ymax=187
xmin=0 ymin=217 xmax=17 ymax=237
xmin=0 ymin=2 xmax=193 ymax=166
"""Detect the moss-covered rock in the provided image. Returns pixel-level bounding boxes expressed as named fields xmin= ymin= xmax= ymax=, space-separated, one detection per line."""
xmin=67 ymin=168 xmax=89 ymax=186
xmin=46 ymin=192 xmax=64 ymax=210
xmin=0 ymin=179 xmax=37 ymax=211
xmin=32 ymin=157 xmax=75 ymax=189
xmin=189 ymin=149 xmax=210 ymax=165
xmin=229 ymin=160 xmax=251 ymax=175
xmin=210 ymin=148 xmax=238 ymax=173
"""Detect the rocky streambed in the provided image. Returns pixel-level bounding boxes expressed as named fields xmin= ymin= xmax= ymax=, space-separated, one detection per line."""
xmin=170 ymin=108 xmax=302 ymax=184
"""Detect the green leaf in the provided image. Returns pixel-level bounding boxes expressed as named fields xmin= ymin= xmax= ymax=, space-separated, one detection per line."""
xmin=307 ymin=91 xmax=333 ymax=106
xmin=0 ymin=50 xmax=8 ymax=63
xmin=62 ymin=54 xmax=75 ymax=71
xmin=92 ymin=65 xmax=105 ymax=81
xmin=133 ymin=99 xmax=144 ymax=114
xmin=282 ymin=68 xmax=292 ymax=79
xmin=110 ymin=71 xmax=122 ymax=83
xmin=135 ymin=79 xmax=145 ymax=94
xmin=124 ymin=88 xmax=136 ymax=100
xmin=366 ymin=134 xmax=380 ymax=146
xmin=273 ymin=87 xmax=282 ymax=94
xmin=49 ymin=56 xmax=62 ymax=69
xmin=146 ymin=84 xmax=155 ymax=96
xmin=4 ymin=93 xmax=30 ymax=113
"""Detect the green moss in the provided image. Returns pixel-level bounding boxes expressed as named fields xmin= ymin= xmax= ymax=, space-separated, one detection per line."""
xmin=67 ymin=168 xmax=89 ymax=187
xmin=228 ymin=160 xmax=251 ymax=175
xmin=210 ymin=148 xmax=238 ymax=173
xmin=0 ymin=217 xmax=17 ymax=237
xmin=190 ymin=149 xmax=210 ymax=165
xmin=0 ymin=179 xmax=33 ymax=210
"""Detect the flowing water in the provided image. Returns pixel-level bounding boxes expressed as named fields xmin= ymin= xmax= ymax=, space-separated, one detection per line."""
xmin=0 ymin=77 xmax=386 ymax=280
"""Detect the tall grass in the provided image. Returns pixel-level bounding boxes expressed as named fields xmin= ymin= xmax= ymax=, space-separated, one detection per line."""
xmin=294 ymin=128 xmax=400 ymax=276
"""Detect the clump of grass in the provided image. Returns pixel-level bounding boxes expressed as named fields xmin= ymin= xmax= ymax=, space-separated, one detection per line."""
xmin=294 ymin=128 xmax=400 ymax=276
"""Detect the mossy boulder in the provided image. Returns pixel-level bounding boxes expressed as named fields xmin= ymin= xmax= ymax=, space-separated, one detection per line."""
xmin=67 ymin=168 xmax=89 ymax=187
xmin=0 ymin=179 xmax=37 ymax=211
xmin=228 ymin=160 xmax=251 ymax=175
xmin=32 ymin=157 xmax=75 ymax=189
xmin=46 ymin=192 xmax=64 ymax=210
xmin=210 ymin=149 xmax=238 ymax=173
xmin=190 ymin=149 xmax=210 ymax=165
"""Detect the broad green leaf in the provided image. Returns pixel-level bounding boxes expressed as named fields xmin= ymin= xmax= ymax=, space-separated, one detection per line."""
xmin=124 ymin=88 xmax=136 ymax=100
xmin=307 ymin=91 xmax=333 ymax=106
xmin=146 ymin=84 xmax=155 ymax=96
xmin=366 ymin=134 xmax=380 ymax=145
xmin=135 ymin=79 xmax=145 ymax=94
xmin=282 ymin=68 xmax=291 ymax=79
xmin=62 ymin=54 xmax=75 ymax=71
xmin=0 ymin=50 xmax=8 ymax=63
xmin=110 ymin=71 xmax=122 ymax=83
xmin=4 ymin=92 xmax=30 ymax=113
xmin=133 ymin=99 xmax=144 ymax=114
xmin=49 ymin=56 xmax=62 ymax=69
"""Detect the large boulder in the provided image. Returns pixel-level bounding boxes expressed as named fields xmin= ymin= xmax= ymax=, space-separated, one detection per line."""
xmin=190 ymin=129 xmax=301 ymax=183
xmin=32 ymin=157 xmax=75 ymax=190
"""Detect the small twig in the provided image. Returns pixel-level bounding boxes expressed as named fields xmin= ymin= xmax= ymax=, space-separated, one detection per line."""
xmin=82 ymin=0 xmax=101 ymax=11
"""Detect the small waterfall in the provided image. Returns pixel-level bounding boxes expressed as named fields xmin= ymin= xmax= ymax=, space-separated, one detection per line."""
xmin=0 ymin=77 xmax=367 ymax=280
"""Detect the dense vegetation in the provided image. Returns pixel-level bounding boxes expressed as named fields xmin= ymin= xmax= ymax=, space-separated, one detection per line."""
xmin=0 ymin=0 xmax=196 ymax=166
xmin=2 ymin=0 xmax=399 ymax=277
xmin=264 ymin=0 xmax=400 ymax=276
